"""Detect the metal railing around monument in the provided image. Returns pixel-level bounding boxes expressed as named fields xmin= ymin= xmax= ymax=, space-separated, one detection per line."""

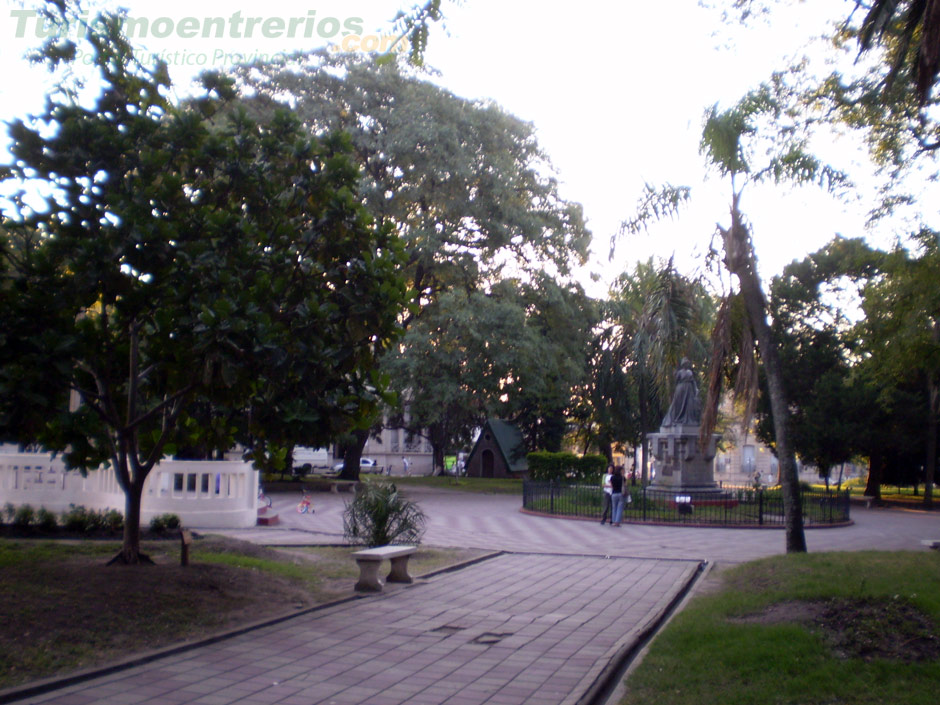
xmin=521 ymin=481 xmax=851 ymax=527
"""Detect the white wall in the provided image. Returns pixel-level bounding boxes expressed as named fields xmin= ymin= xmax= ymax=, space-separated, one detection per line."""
xmin=0 ymin=453 xmax=258 ymax=529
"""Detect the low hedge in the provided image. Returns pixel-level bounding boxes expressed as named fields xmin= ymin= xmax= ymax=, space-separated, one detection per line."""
xmin=527 ymin=452 xmax=607 ymax=482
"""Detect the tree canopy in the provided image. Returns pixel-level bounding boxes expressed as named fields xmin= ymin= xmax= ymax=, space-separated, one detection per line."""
xmin=0 ymin=7 xmax=408 ymax=561
xmin=228 ymin=51 xmax=592 ymax=475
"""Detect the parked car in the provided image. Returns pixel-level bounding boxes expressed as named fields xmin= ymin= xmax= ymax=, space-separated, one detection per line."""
xmin=331 ymin=458 xmax=380 ymax=473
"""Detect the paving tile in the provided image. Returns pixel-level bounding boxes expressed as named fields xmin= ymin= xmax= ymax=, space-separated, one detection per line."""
xmin=27 ymin=481 xmax=889 ymax=705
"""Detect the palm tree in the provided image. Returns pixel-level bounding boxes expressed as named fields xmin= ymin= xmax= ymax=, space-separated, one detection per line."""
xmin=856 ymin=0 xmax=940 ymax=105
xmin=607 ymin=259 xmax=711 ymax=485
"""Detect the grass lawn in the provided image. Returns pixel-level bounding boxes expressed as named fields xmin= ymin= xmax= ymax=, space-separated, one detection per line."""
xmin=0 ymin=537 xmax=485 ymax=690
xmin=363 ymin=474 xmax=524 ymax=494
xmin=621 ymin=551 xmax=940 ymax=705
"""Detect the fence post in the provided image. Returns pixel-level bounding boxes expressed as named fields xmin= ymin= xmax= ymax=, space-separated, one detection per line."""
xmin=642 ymin=487 xmax=647 ymax=521
xmin=550 ymin=480 xmax=555 ymax=514
xmin=758 ymin=488 xmax=764 ymax=526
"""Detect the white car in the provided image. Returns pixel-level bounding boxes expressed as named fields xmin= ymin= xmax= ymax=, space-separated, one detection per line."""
xmin=331 ymin=458 xmax=380 ymax=473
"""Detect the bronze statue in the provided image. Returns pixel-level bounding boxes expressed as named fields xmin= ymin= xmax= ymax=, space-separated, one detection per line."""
xmin=662 ymin=358 xmax=701 ymax=426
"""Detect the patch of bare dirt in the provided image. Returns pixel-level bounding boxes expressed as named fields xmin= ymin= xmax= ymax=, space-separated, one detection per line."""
xmin=731 ymin=597 xmax=940 ymax=662
xmin=0 ymin=536 xmax=335 ymax=689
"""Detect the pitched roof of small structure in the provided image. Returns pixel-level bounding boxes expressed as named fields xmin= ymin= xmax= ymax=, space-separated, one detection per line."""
xmin=469 ymin=418 xmax=528 ymax=473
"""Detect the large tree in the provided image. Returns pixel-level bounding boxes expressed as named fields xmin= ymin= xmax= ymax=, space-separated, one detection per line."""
xmin=383 ymin=276 xmax=595 ymax=470
xmin=230 ymin=51 xmax=591 ymax=478
xmin=762 ymin=237 xmax=885 ymax=489
xmin=856 ymin=230 xmax=940 ymax=507
xmin=619 ymin=79 xmax=850 ymax=551
xmin=0 ymin=7 xmax=407 ymax=562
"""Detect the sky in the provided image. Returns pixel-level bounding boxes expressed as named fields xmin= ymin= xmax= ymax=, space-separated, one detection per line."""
xmin=0 ymin=0 xmax=927 ymax=297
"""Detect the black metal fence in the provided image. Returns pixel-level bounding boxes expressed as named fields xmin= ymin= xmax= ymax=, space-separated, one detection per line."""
xmin=522 ymin=481 xmax=851 ymax=527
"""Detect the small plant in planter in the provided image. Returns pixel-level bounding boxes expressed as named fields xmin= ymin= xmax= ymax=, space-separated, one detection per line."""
xmin=343 ymin=483 xmax=426 ymax=547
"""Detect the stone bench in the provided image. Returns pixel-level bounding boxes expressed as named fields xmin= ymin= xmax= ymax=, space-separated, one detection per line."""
xmin=352 ymin=545 xmax=417 ymax=592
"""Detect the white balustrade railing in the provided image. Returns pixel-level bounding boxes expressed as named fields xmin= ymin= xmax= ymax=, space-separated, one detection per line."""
xmin=0 ymin=453 xmax=258 ymax=529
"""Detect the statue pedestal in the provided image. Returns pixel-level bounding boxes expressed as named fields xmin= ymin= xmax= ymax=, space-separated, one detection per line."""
xmin=648 ymin=424 xmax=722 ymax=493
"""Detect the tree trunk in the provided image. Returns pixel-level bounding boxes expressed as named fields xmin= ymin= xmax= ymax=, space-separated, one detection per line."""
xmin=865 ymin=453 xmax=884 ymax=502
xmin=336 ymin=429 xmax=369 ymax=481
xmin=639 ymin=376 xmax=650 ymax=486
xmin=721 ymin=201 xmax=807 ymax=553
xmin=925 ymin=372 xmax=937 ymax=509
xmin=433 ymin=445 xmax=446 ymax=476
xmin=108 ymin=474 xmax=153 ymax=565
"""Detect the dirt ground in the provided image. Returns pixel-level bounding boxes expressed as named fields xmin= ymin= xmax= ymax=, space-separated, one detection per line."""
xmin=0 ymin=535 xmax=482 ymax=690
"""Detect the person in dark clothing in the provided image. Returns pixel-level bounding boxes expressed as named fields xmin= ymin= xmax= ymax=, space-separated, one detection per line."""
xmin=610 ymin=465 xmax=625 ymax=526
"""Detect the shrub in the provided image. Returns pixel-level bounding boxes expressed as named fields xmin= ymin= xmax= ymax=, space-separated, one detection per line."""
xmin=343 ymin=483 xmax=426 ymax=547
xmin=13 ymin=505 xmax=35 ymax=527
xmin=60 ymin=505 xmax=124 ymax=533
xmin=2 ymin=502 xmax=15 ymax=523
xmin=101 ymin=509 xmax=124 ymax=533
xmin=527 ymin=452 xmax=607 ymax=482
xmin=62 ymin=505 xmax=92 ymax=532
xmin=36 ymin=507 xmax=59 ymax=532
xmin=149 ymin=513 xmax=181 ymax=534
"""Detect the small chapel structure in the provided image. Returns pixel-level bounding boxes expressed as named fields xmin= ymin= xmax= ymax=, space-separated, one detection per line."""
xmin=465 ymin=419 xmax=529 ymax=479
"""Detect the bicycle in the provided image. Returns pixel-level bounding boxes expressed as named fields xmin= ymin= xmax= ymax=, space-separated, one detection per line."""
xmin=258 ymin=485 xmax=273 ymax=509
xmin=297 ymin=487 xmax=314 ymax=514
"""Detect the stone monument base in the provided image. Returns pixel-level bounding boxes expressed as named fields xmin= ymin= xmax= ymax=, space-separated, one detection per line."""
xmin=648 ymin=424 xmax=722 ymax=494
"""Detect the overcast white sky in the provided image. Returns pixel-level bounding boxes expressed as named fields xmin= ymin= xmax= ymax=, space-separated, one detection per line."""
xmin=0 ymin=0 xmax=927 ymax=296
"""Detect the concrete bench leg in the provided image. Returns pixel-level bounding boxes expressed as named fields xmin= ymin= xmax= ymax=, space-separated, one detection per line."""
xmin=354 ymin=559 xmax=383 ymax=592
xmin=387 ymin=555 xmax=414 ymax=584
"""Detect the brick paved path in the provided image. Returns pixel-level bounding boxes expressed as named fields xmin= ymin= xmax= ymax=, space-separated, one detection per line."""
xmin=6 ymin=486 xmax=937 ymax=705
xmin=226 ymin=486 xmax=940 ymax=563
xmin=8 ymin=554 xmax=700 ymax=705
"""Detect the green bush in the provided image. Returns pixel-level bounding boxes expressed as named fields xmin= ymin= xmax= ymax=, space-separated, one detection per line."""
xmin=343 ymin=483 xmax=426 ymax=547
xmin=101 ymin=509 xmax=124 ymax=533
xmin=527 ymin=452 xmax=607 ymax=482
xmin=60 ymin=505 xmax=124 ymax=533
xmin=2 ymin=502 xmax=15 ymax=523
xmin=62 ymin=505 xmax=92 ymax=532
xmin=36 ymin=507 xmax=59 ymax=532
xmin=13 ymin=505 xmax=35 ymax=527
xmin=149 ymin=513 xmax=181 ymax=534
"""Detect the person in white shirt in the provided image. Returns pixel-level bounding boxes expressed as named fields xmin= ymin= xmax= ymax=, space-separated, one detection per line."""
xmin=599 ymin=465 xmax=614 ymax=525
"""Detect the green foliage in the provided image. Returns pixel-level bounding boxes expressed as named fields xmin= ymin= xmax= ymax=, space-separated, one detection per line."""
xmin=62 ymin=506 xmax=92 ymax=533
xmin=0 ymin=5 xmax=408 ymax=558
xmin=101 ymin=509 xmax=124 ymax=533
xmin=60 ymin=505 xmax=124 ymax=534
xmin=343 ymin=483 xmax=426 ymax=547
xmin=616 ymin=183 xmax=691 ymax=243
xmin=12 ymin=505 xmax=35 ymax=527
xmin=36 ymin=508 xmax=59 ymax=532
xmin=385 ymin=279 xmax=595 ymax=459
xmin=700 ymin=80 xmax=849 ymax=192
xmin=573 ymin=258 xmax=712 ymax=467
xmin=2 ymin=503 xmax=14 ymax=523
xmin=231 ymin=53 xmax=592 ymax=468
xmin=527 ymin=452 xmax=606 ymax=482
xmin=149 ymin=513 xmax=181 ymax=534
